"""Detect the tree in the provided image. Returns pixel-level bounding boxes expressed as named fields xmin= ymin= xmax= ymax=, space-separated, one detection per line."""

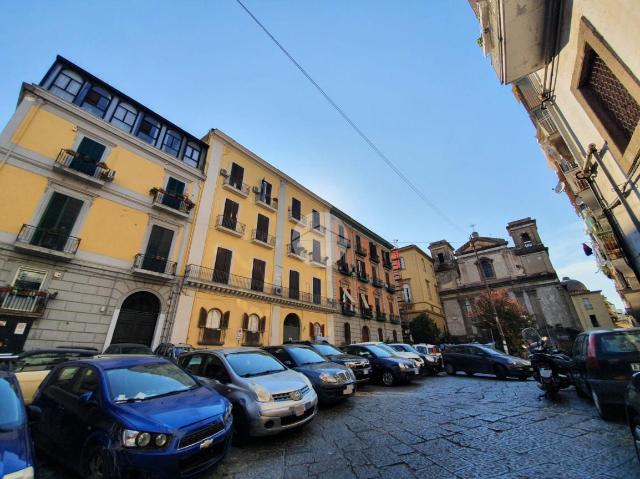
xmin=409 ymin=313 xmax=441 ymax=344
xmin=468 ymin=289 xmax=533 ymax=354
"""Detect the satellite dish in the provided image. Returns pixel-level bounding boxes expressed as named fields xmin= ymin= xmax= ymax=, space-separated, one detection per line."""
xmin=554 ymin=181 xmax=566 ymax=194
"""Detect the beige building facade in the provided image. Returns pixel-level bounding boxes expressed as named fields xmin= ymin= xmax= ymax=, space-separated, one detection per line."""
xmin=561 ymin=277 xmax=615 ymax=330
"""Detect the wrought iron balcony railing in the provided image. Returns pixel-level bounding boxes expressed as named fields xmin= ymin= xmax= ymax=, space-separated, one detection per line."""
xmin=355 ymin=246 xmax=367 ymax=257
xmin=251 ymin=229 xmax=275 ymax=247
xmin=357 ymin=272 xmax=369 ymax=283
xmin=382 ymin=259 xmax=392 ymax=270
xmin=336 ymin=261 xmax=353 ymax=276
xmin=341 ymin=303 xmax=357 ymax=317
xmin=199 ymin=327 xmax=226 ymax=346
xmin=55 ymin=149 xmax=115 ymax=182
xmin=242 ymin=330 xmax=263 ymax=347
xmin=337 ymin=236 xmax=351 ymax=249
xmin=0 ymin=287 xmax=56 ymax=315
xmin=371 ymin=278 xmax=384 ymax=288
xmin=16 ymin=224 xmax=80 ymax=254
xmin=370 ymin=253 xmax=380 ymax=264
xmin=287 ymin=208 xmax=307 ymax=226
xmin=287 ymin=243 xmax=306 ymax=260
xmin=596 ymin=230 xmax=624 ymax=260
xmin=311 ymin=223 xmax=326 ymax=235
xmin=253 ymin=190 xmax=278 ymax=210
xmin=376 ymin=312 xmax=387 ymax=322
xmin=222 ymin=177 xmax=250 ymax=196
xmin=385 ymin=284 xmax=396 ymax=294
xmin=216 ymin=215 xmax=246 ymax=236
xmin=389 ymin=314 xmax=401 ymax=324
xmin=309 ymin=253 xmax=328 ymax=266
xmin=133 ymin=254 xmax=177 ymax=276
xmin=185 ymin=265 xmax=337 ymax=309
xmin=361 ymin=308 xmax=373 ymax=320
xmin=151 ymin=189 xmax=194 ymax=215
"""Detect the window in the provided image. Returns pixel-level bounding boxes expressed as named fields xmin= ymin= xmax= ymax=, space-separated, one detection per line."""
xmin=338 ymin=224 xmax=345 ymax=239
xmin=81 ymin=85 xmax=111 ymax=118
xmin=229 ymin=163 xmax=244 ymax=189
xmin=50 ymin=366 xmax=80 ymax=393
xmin=374 ymin=297 xmax=381 ymax=316
xmin=49 ymin=69 xmax=83 ymax=102
xmin=162 ymin=130 xmax=182 ymax=157
xmin=251 ymin=259 xmax=266 ymax=292
xmin=362 ymin=326 xmax=370 ymax=342
xmin=313 ymin=277 xmax=321 ymax=305
xmin=75 ymin=368 xmax=100 ymax=396
xmin=259 ymin=180 xmax=273 ymax=205
xmin=198 ymin=308 xmax=229 ymax=345
xmin=426 ymin=280 xmax=432 ymax=299
xmin=33 ymin=192 xmax=83 ymax=251
xmin=290 ymin=229 xmax=301 ymax=254
xmin=392 ymin=330 xmax=398 ymax=342
xmin=111 ymin=102 xmax=138 ymax=132
xmin=344 ymin=322 xmax=351 ymax=345
xmin=377 ymin=328 xmax=384 ymax=342
xmin=312 ymin=210 xmax=321 ymax=229
xmin=357 ymin=260 xmax=366 ymax=277
xmin=479 ymin=259 xmax=495 ymax=279
xmin=289 ymin=270 xmax=300 ymax=300
xmin=385 ymin=272 xmax=390 ymax=286
xmin=136 ymin=115 xmax=161 ymax=144
xmin=181 ymin=143 xmax=200 ymax=168
xmin=388 ymin=300 xmax=394 ymax=315
xmin=437 ymin=253 xmax=445 ymax=264
xmin=370 ymin=243 xmax=378 ymax=260
xmin=312 ymin=240 xmax=321 ymax=262
xmin=582 ymin=297 xmax=594 ymax=310
xmin=256 ymin=214 xmax=270 ymax=243
xmin=206 ymin=309 xmax=221 ymax=329
xmin=291 ymin=198 xmax=301 ymax=220
xmin=142 ymin=225 xmax=174 ymax=273
xmin=247 ymin=314 xmax=260 ymax=333
xmin=399 ymin=257 xmax=406 ymax=270
xmin=213 ymin=247 xmax=233 ymax=284
xmin=222 ymin=199 xmax=239 ymax=230
xmin=402 ymin=285 xmax=412 ymax=304
xmin=521 ymin=232 xmax=533 ymax=248
xmin=13 ymin=267 xmax=46 ymax=291
xmin=355 ymin=235 xmax=362 ymax=250
xmin=589 ymin=314 xmax=600 ymax=328
xmin=162 ymin=177 xmax=186 ymax=210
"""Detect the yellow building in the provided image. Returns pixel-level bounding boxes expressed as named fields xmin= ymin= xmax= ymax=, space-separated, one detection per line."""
xmin=560 ymin=277 xmax=615 ymax=331
xmin=0 ymin=56 xmax=207 ymax=353
xmin=392 ymin=245 xmax=446 ymax=338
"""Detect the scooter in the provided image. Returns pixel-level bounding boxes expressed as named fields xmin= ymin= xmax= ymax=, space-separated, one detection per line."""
xmin=522 ymin=328 xmax=573 ymax=399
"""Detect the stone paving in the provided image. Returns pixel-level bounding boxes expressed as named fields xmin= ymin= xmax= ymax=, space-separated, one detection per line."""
xmin=39 ymin=374 xmax=639 ymax=478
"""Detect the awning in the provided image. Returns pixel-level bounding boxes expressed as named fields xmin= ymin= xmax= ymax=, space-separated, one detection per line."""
xmin=343 ymin=289 xmax=354 ymax=303
xmin=360 ymin=293 xmax=370 ymax=309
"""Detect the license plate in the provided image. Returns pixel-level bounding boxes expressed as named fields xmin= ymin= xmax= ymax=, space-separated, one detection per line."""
xmin=631 ymin=363 xmax=640 ymax=372
xmin=293 ymin=404 xmax=305 ymax=416
xmin=414 ymin=369 xmax=420 ymax=375
xmin=362 ymin=368 xmax=370 ymax=375
xmin=343 ymin=385 xmax=354 ymax=395
xmin=539 ymin=368 xmax=552 ymax=379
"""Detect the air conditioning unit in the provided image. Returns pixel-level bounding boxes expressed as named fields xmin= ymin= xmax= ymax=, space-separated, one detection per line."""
xmin=219 ymin=168 xmax=229 ymax=177
xmin=273 ymin=286 xmax=283 ymax=296
xmin=252 ymin=186 xmax=261 ymax=194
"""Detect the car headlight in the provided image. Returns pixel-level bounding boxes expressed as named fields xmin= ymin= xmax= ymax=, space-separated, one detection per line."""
xmin=122 ymin=429 xmax=170 ymax=449
xmin=3 ymin=466 xmax=34 ymax=479
xmin=413 ymin=359 xmax=423 ymax=367
xmin=249 ymin=382 xmax=272 ymax=402
xmin=425 ymin=356 xmax=436 ymax=363
xmin=320 ymin=372 xmax=338 ymax=383
xmin=344 ymin=361 xmax=356 ymax=368
xmin=223 ymin=403 xmax=233 ymax=423
xmin=398 ymin=362 xmax=408 ymax=369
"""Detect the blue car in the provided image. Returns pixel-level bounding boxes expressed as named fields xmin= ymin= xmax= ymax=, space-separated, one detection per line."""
xmin=30 ymin=355 xmax=232 ymax=479
xmin=0 ymin=371 xmax=34 ymax=479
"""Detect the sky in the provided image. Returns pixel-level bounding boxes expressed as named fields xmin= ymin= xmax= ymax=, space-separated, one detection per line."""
xmin=0 ymin=1 xmax=622 ymax=308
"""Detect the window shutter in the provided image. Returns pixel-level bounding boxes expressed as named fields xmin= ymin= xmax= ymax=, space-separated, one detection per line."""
xmin=242 ymin=313 xmax=249 ymax=330
xmin=221 ymin=311 xmax=230 ymax=329
xmin=76 ymin=137 xmax=106 ymax=163
xmin=198 ymin=308 xmax=207 ymax=328
xmin=309 ymin=322 xmax=314 ymax=339
xmin=259 ymin=316 xmax=266 ymax=333
xmin=320 ymin=324 xmax=325 ymax=336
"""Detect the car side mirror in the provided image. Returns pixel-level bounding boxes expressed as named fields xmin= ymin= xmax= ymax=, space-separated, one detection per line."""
xmin=27 ymin=405 xmax=42 ymax=422
xmin=79 ymin=391 xmax=95 ymax=405
xmin=633 ymin=372 xmax=640 ymax=391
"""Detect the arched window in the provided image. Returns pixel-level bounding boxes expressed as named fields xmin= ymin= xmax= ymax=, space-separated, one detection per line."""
xmin=313 ymin=323 xmax=322 ymax=338
xmin=247 ymin=314 xmax=260 ymax=332
xmin=521 ymin=232 xmax=533 ymax=248
xmin=479 ymin=259 xmax=495 ymax=279
xmin=206 ymin=309 xmax=222 ymax=329
xmin=50 ymin=69 xmax=83 ymax=102
xmin=344 ymin=322 xmax=351 ymax=345
xmin=81 ymin=85 xmax=112 ymax=118
xmin=437 ymin=252 xmax=445 ymax=264
xmin=377 ymin=328 xmax=384 ymax=342
xmin=392 ymin=330 xmax=398 ymax=342
xmin=362 ymin=326 xmax=370 ymax=342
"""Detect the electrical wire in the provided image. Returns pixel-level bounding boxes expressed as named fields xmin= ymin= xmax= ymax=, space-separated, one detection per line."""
xmin=234 ymin=0 xmax=465 ymax=234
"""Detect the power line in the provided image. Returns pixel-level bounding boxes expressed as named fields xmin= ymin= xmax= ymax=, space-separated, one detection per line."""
xmin=234 ymin=0 xmax=465 ymax=234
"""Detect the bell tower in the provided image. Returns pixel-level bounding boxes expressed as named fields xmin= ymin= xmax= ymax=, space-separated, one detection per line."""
xmin=507 ymin=217 xmax=543 ymax=250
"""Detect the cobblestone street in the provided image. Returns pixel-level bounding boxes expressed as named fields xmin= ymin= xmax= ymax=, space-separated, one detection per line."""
xmin=38 ymin=374 xmax=639 ymax=479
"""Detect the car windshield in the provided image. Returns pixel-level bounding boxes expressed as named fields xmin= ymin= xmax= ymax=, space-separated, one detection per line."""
xmin=376 ymin=344 xmax=399 ymax=355
xmin=226 ymin=352 xmax=286 ymax=377
xmin=478 ymin=346 xmax=506 ymax=356
xmin=415 ymin=346 xmax=428 ymax=354
xmin=0 ymin=378 xmax=24 ymax=430
xmin=367 ymin=345 xmax=393 ymax=358
xmin=394 ymin=344 xmax=418 ymax=354
xmin=288 ymin=347 xmax=326 ymax=365
xmin=597 ymin=331 xmax=640 ymax=356
xmin=106 ymin=362 xmax=197 ymax=402
xmin=313 ymin=344 xmax=343 ymax=356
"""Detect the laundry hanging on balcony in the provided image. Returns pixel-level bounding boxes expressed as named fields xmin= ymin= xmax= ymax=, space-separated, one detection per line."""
xmin=360 ymin=293 xmax=370 ymax=309
xmin=342 ymin=288 xmax=354 ymax=304
xmin=582 ymin=242 xmax=593 ymax=256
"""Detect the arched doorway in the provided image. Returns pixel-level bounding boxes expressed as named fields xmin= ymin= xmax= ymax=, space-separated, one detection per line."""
xmin=362 ymin=325 xmax=370 ymax=342
xmin=111 ymin=292 xmax=161 ymax=346
xmin=344 ymin=322 xmax=351 ymax=345
xmin=377 ymin=328 xmax=384 ymax=342
xmin=392 ymin=330 xmax=398 ymax=342
xmin=283 ymin=313 xmax=300 ymax=342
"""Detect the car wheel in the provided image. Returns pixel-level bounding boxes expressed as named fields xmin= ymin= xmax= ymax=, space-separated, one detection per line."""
xmin=381 ymin=369 xmax=396 ymax=386
xmin=444 ymin=363 xmax=456 ymax=376
xmin=465 ymin=371 xmax=475 ymax=376
xmin=631 ymin=415 xmax=640 ymax=463
xmin=494 ymin=365 xmax=508 ymax=380
xmin=232 ymin=408 xmax=250 ymax=446
xmin=591 ymin=389 xmax=614 ymax=420
xmin=85 ymin=446 xmax=114 ymax=479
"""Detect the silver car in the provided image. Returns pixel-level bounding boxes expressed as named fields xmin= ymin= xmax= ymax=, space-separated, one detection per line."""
xmin=178 ymin=347 xmax=318 ymax=442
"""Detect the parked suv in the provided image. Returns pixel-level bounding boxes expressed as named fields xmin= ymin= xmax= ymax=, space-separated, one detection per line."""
xmin=443 ymin=344 xmax=531 ymax=380
xmin=286 ymin=340 xmax=372 ymax=383
xmin=179 ymin=348 xmax=318 ymax=442
xmin=263 ymin=345 xmax=356 ymax=403
xmin=389 ymin=343 xmax=442 ymax=375
xmin=342 ymin=344 xmax=417 ymax=386
xmin=572 ymin=328 xmax=640 ymax=419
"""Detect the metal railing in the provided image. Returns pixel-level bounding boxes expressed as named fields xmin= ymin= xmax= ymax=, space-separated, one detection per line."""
xmin=370 ymin=253 xmax=380 ymax=263
xmin=223 ymin=177 xmax=250 ymax=195
xmin=372 ymin=277 xmax=384 ymax=288
xmin=216 ymin=215 xmax=246 ymax=235
xmin=385 ymin=284 xmax=397 ymax=294
xmin=17 ymin=224 xmax=80 ymax=254
xmin=199 ymin=328 xmax=226 ymax=346
xmin=152 ymin=190 xmax=193 ymax=214
xmin=596 ymin=231 xmax=624 ymax=260
xmin=382 ymin=259 xmax=392 ymax=270
xmin=254 ymin=191 xmax=277 ymax=209
xmin=355 ymin=246 xmax=367 ymax=257
xmin=336 ymin=261 xmax=353 ymax=276
xmin=185 ymin=265 xmax=337 ymax=309
xmin=361 ymin=308 xmax=373 ymax=320
xmin=337 ymin=237 xmax=351 ymax=248
xmin=357 ymin=272 xmax=369 ymax=283
xmin=574 ymin=178 xmax=591 ymax=192
xmin=242 ymin=330 xmax=263 ymax=346
xmin=55 ymin=149 xmax=115 ymax=181
xmin=0 ymin=288 xmax=55 ymax=314
xmin=287 ymin=243 xmax=306 ymax=259
xmin=341 ymin=303 xmax=357 ymax=316
xmin=309 ymin=253 xmax=328 ymax=265
xmin=133 ymin=254 xmax=177 ymax=275
xmin=251 ymin=229 xmax=275 ymax=247
xmin=389 ymin=314 xmax=400 ymax=324
xmin=376 ymin=312 xmax=387 ymax=322
xmin=311 ymin=224 xmax=326 ymax=234
xmin=287 ymin=208 xmax=307 ymax=226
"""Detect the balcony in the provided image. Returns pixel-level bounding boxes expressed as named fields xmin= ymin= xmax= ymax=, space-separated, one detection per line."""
xmin=382 ymin=259 xmax=392 ymax=270
xmin=357 ymin=272 xmax=369 ymax=284
xmin=596 ymin=231 xmax=624 ymax=260
xmin=361 ymin=308 xmax=373 ymax=320
xmin=309 ymin=253 xmax=328 ymax=267
xmin=389 ymin=314 xmax=401 ymax=325
xmin=310 ymin=224 xmax=326 ymax=236
xmin=574 ymin=178 xmax=591 ymax=193
xmin=54 ymin=148 xmax=115 ymax=185
xmin=355 ymin=246 xmax=367 ymax=257
xmin=336 ymin=261 xmax=353 ymax=276
xmin=371 ymin=278 xmax=384 ymax=288
xmin=386 ymin=284 xmax=397 ymax=294
xmin=251 ymin=229 xmax=275 ymax=248
xmin=222 ymin=177 xmax=250 ymax=198
xmin=376 ymin=312 xmax=387 ymax=322
xmin=341 ymin=303 xmax=357 ymax=317
xmin=0 ymin=287 xmax=56 ymax=317
xmin=150 ymin=188 xmax=194 ymax=218
xmin=14 ymin=224 xmax=80 ymax=260
xmin=184 ymin=264 xmax=337 ymax=310
xmin=132 ymin=254 xmax=177 ymax=279
xmin=370 ymin=253 xmax=380 ymax=264
xmin=215 ymin=215 xmax=246 ymax=237
xmin=254 ymin=191 xmax=278 ymax=212
xmin=288 ymin=209 xmax=307 ymax=226
xmin=242 ymin=330 xmax=263 ymax=347
xmin=199 ymin=327 xmax=226 ymax=346
xmin=337 ymin=236 xmax=351 ymax=249
xmin=287 ymin=243 xmax=307 ymax=261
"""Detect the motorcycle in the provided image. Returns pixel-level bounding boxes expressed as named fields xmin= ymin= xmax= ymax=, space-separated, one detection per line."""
xmin=522 ymin=328 xmax=573 ymax=399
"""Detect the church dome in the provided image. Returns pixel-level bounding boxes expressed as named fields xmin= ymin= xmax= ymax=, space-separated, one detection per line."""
xmin=561 ymin=277 xmax=589 ymax=293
